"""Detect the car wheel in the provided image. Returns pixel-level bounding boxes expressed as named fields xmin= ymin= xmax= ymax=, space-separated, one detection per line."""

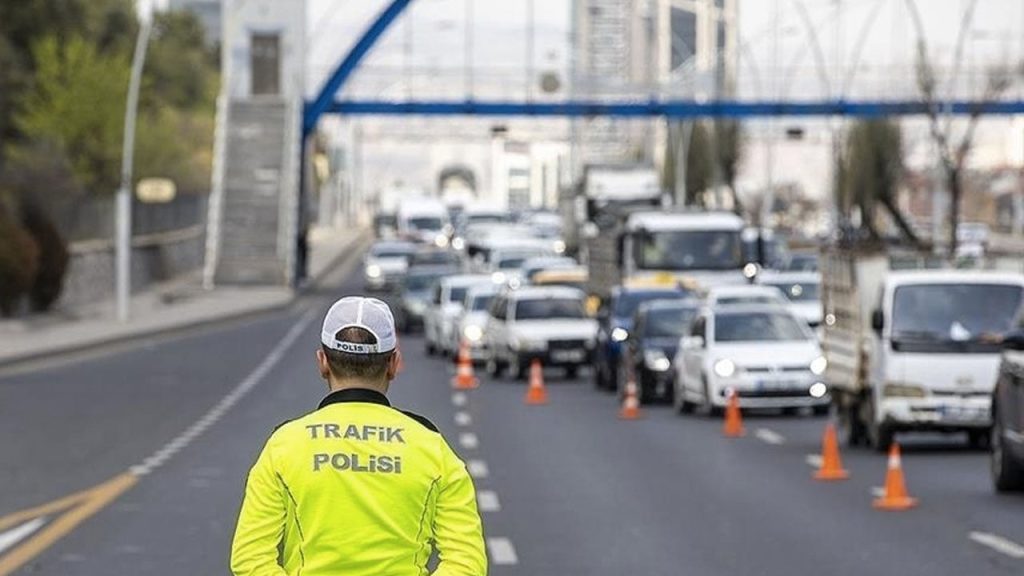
xmin=486 ymin=351 xmax=505 ymax=379
xmin=866 ymin=395 xmax=894 ymax=452
xmin=812 ymin=404 xmax=830 ymax=417
xmin=968 ymin=429 xmax=990 ymax=450
xmin=509 ymin=355 xmax=526 ymax=381
xmin=835 ymin=399 xmax=866 ymax=447
xmin=992 ymin=408 xmax=1024 ymax=492
xmin=565 ymin=366 xmax=578 ymax=379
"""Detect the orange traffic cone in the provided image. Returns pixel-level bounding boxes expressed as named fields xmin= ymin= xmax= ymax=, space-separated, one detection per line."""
xmin=722 ymin=389 xmax=745 ymax=437
xmin=451 ymin=341 xmax=479 ymax=390
xmin=813 ymin=422 xmax=850 ymax=481
xmin=872 ymin=443 xmax=918 ymax=511
xmin=524 ymin=359 xmax=549 ymax=405
xmin=619 ymin=376 xmax=642 ymax=420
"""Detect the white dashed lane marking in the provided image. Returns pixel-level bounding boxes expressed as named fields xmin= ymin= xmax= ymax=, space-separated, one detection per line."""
xmin=467 ymin=459 xmax=489 ymax=479
xmin=805 ymin=454 xmax=823 ymax=469
xmin=969 ymin=531 xmax=1024 ymax=559
xmin=459 ymin=433 xmax=479 ymax=450
xmin=871 ymin=486 xmax=886 ymax=498
xmin=130 ymin=311 xmax=315 ymax=477
xmin=454 ymin=411 xmax=472 ymax=426
xmin=754 ymin=428 xmax=785 ymax=445
xmin=451 ymin=392 xmax=468 ymax=407
xmin=487 ymin=537 xmax=519 ymax=565
xmin=477 ymin=490 xmax=501 ymax=512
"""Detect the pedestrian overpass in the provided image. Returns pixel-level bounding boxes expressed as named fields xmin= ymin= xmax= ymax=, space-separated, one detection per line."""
xmin=204 ymin=0 xmax=1024 ymax=288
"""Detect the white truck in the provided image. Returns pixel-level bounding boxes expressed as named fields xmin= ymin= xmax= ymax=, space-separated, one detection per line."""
xmin=822 ymin=247 xmax=1024 ymax=450
xmin=585 ymin=210 xmax=749 ymax=299
xmin=560 ymin=164 xmax=663 ymax=257
xmin=396 ymin=197 xmax=449 ymax=246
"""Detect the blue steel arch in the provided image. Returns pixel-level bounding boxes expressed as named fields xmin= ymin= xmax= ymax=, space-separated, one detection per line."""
xmin=304 ymin=0 xmax=1024 ymax=131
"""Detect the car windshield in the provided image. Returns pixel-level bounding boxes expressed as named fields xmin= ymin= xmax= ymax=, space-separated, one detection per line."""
xmin=469 ymin=294 xmax=495 ymax=311
xmin=516 ymin=297 xmax=585 ymax=320
xmin=644 ymin=307 xmax=697 ymax=338
xmin=613 ymin=291 xmax=686 ymax=318
xmin=716 ymin=295 xmax=781 ymax=306
xmin=408 ymin=216 xmax=443 ymax=231
xmin=448 ymin=286 xmax=469 ymax=303
xmin=635 ymin=230 xmax=743 ymax=271
xmin=891 ymin=283 xmax=1023 ymax=353
xmin=371 ymin=245 xmax=414 ymax=259
xmin=764 ymin=282 xmax=820 ymax=302
xmin=404 ymin=273 xmax=443 ymax=292
xmin=714 ymin=311 xmax=811 ymax=342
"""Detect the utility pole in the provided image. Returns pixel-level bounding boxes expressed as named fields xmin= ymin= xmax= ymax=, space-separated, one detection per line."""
xmin=116 ymin=14 xmax=154 ymax=322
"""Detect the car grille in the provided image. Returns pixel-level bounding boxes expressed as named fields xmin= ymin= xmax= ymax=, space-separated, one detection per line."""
xmin=549 ymin=339 xmax=586 ymax=350
xmin=745 ymin=365 xmax=808 ymax=374
xmin=736 ymin=389 xmax=813 ymax=398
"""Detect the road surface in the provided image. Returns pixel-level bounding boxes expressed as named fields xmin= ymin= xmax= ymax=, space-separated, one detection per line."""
xmin=1 ymin=247 xmax=1022 ymax=575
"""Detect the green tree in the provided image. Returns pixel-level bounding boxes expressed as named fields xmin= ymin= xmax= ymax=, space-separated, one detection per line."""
xmin=841 ymin=119 xmax=923 ymax=246
xmin=14 ymin=35 xmax=130 ymax=195
xmin=685 ymin=122 xmax=713 ymax=207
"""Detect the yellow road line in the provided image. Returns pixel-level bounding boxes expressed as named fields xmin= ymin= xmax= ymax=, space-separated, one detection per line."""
xmin=0 ymin=473 xmax=137 ymax=576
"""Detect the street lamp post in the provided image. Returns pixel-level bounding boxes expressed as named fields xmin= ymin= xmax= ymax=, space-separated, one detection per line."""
xmin=115 ymin=14 xmax=154 ymax=322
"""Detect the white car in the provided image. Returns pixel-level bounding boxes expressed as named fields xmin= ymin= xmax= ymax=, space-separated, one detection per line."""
xmin=423 ymin=274 xmax=491 ymax=356
xmin=703 ymin=284 xmax=789 ymax=308
xmin=758 ymin=271 xmax=823 ymax=328
xmin=363 ymin=240 xmax=416 ymax=290
xmin=484 ymin=242 xmax=555 ymax=286
xmin=674 ymin=304 xmax=829 ymax=414
xmin=484 ymin=286 xmax=598 ymax=380
xmin=452 ymin=284 xmax=501 ymax=363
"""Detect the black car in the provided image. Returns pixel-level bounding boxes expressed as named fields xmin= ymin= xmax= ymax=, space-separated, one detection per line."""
xmin=992 ymin=329 xmax=1024 ymax=491
xmin=621 ymin=299 xmax=700 ymax=404
xmin=393 ymin=265 xmax=457 ymax=333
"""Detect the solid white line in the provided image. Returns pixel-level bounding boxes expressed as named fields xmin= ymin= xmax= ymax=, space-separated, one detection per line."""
xmin=454 ymin=411 xmax=472 ymax=426
xmin=487 ymin=537 xmax=519 ymax=565
xmin=452 ymin=392 xmax=468 ymax=407
xmin=755 ymin=428 xmax=786 ymax=445
xmin=805 ymin=454 xmax=823 ymax=468
xmin=129 ymin=310 xmax=316 ymax=477
xmin=477 ymin=490 xmax=501 ymax=512
xmin=0 ymin=517 xmax=46 ymax=555
xmin=459 ymin=432 xmax=479 ymax=450
xmin=467 ymin=459 xmax=489 ymax=479
xmin=969 ymin=531 xmax=1024 ymax=559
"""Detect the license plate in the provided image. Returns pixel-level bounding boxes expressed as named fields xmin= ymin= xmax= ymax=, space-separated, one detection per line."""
xmin=756 ymin=379 xmax=800 ymax=390
xmin=937 ymin=405 xmax=983 ymax=421
xmin=551 ymin=350 xmax=584 ymax=362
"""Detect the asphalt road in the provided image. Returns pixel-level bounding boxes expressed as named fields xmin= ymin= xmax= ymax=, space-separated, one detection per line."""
xmin=2 ymin=248 xmax=1023 ymax=575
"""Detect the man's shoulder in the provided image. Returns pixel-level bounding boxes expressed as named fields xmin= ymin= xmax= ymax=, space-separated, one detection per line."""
xmin=395 ymin=409 xmax=440 ymax=434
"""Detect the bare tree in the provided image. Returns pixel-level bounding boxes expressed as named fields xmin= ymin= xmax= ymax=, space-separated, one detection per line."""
xmin=905 ymin=0 xmax=1017 ymax=256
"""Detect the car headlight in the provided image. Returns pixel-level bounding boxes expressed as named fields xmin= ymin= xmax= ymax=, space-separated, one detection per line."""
xmin=644 ymin=350 xmax=671 ymax=372
xmin=434 ymin=234 xmax=449 ymax=248
xmin=491 ymin=272 xmax=507 ymax=284
xmin=611 ymin=327 xmax=629 ymax=342
xmin=553 ymin=240 xmax=566 ymax=254
xmin=713 ymin=358 xmax=737 ymax=378
xmin=452 ymin=237 xmax=465 ymax=251
xmin=809 ymin=382 xmax=828 ymax=398
xmin=366 ymin=264 xmax=382 ymax=278
xmin=810 ymin=356 xmax=827 ymax=376
xmin=463 ymin=324 xmax=483 ymax=343
xmin=883 ymin=382 xmax=926 ymax=398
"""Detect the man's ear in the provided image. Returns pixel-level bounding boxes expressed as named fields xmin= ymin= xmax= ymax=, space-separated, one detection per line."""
xmin=386 ymin=349 xmax=403 ymax=380
xmin=316 ymin=348 xmax=331 ymax=380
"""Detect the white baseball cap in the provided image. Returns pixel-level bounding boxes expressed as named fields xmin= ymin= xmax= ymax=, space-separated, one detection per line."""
xmin=321 ymin=297 xmax=398 ymax=354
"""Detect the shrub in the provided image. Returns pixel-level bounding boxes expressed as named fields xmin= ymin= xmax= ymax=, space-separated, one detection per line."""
xmin=21 ymin=200 xmax=69 ymax=311
xmin=0 ymin=211 xmax=39 ymax=316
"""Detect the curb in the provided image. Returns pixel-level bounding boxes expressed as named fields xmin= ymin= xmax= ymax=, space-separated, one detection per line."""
xmin=0 ymin=232 xmax=369 ymax=372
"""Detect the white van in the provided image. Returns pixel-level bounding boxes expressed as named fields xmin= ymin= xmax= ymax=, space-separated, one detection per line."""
xmin=397 ymin=198 xmax=449 ymax=246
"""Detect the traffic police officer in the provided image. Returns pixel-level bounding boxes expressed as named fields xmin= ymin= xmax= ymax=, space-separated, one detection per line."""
xmin=231 ymin=296 xmax=487 ymax=575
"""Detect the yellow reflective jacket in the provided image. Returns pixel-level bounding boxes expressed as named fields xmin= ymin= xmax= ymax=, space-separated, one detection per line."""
xmin=230 ymin=388 xmax=487 ymax=576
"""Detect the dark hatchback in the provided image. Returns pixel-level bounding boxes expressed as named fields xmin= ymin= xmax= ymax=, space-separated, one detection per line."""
xmin=622 ymin=299 xmax=700 ymax=404
xmin=992 ymin=328 xmax=1024 ymax=492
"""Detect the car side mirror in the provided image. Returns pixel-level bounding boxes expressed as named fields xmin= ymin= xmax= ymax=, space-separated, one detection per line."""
xmin=1002 ymin=329 xmax=1024 ymax=351
xmin=682 ymin=336 xmax=704 ymax=350
xmin=871 ymin=309 xmax=884 ymax=333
